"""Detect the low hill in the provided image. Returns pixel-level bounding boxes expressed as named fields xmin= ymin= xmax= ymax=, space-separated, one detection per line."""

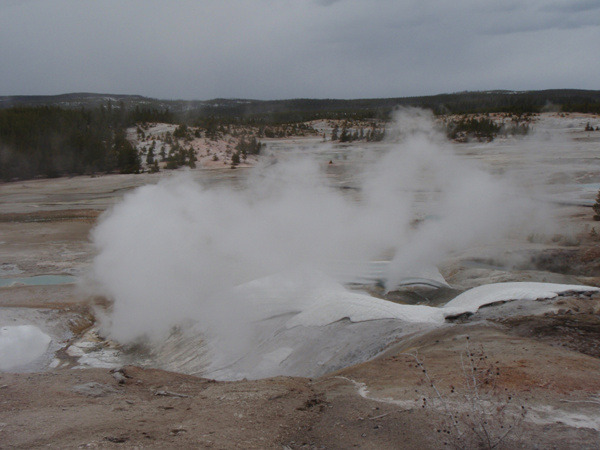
xmin=2 ymin=89 xmax=600 ymax=121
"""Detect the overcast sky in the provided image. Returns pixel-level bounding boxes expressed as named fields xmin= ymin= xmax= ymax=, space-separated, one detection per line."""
xmin=1 ymin=0 xmax=599 ymax=100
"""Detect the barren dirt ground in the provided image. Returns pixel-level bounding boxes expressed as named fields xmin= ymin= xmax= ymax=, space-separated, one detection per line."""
xmin=3 ymin=117 xmax=600 ymax=448
xmin=2 ymin=311 xmax=600 ymax=449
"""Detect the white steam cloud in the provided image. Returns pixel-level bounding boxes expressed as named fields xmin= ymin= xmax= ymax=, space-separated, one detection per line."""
xmin=90 ymin=109 xmax=541 ymax=348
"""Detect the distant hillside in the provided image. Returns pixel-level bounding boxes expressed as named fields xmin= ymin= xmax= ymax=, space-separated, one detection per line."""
xmin=2 ymin=89 xmax=599 ymax=182
xmin=2 ymin=89 xmax=600 ymax=122
xmin=0 ymin=93 xmax=151 ymax=109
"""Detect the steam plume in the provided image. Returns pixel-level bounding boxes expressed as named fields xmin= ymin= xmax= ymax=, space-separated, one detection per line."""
xmin=90 ymin=109 xmax=540 ymax=348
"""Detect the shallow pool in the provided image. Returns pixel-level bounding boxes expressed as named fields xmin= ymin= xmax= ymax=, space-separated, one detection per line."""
xmin=0 ymin=275 xmax=77 ymax=287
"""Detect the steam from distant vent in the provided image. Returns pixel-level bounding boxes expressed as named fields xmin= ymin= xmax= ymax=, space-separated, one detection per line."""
xmin=90 ymin=108 xmax=542 ymax=346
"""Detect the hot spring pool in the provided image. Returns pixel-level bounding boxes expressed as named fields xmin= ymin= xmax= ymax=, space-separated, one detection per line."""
xmin=0 ymin=275 xmax=77 ymax=288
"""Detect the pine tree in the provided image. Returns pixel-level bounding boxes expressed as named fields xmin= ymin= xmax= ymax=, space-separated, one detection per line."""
xmin=146 ymin=147 xmax=155 ymax=165
xmin=593 ymin=189 xmax=600 ymax=221
xmin=113 ymin=129 xmax=140 ymax=174
xmin=331 ymin=125 xmax=339 ymax=141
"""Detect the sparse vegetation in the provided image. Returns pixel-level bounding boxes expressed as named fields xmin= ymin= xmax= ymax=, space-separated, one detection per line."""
xmin=330 ymin=120 xmax=385 ymax=142
xmin=446 ymin=116 xmax=502 ymax=142
xmin=235 ymin=135 xmax=262 ymax=156
xmin=445 ymin=113 xmax=533 ymax=142
xmin=164 ymin=142 xmax=197 ymax=170
xmin=408 ymin=338 xmax=526 ymax=449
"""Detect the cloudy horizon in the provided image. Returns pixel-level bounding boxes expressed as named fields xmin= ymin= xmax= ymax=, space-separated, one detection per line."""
xmin=1 ymin=0 xmax=599 ymax=100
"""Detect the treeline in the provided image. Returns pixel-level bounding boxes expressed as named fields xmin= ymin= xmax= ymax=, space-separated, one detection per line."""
xmin=2 ymin=89 xmax=600 ymax=126
xmin=187 ymin=102 xmax=387 ymax=126
xmin=331 ymin=122 xmax=385 ymax=142
xmin=166 ymin=90 xmax=600 ymax=122
xmin=170 ymin=90 xmax=600 ymax=125
xmin=423 ymin=90 xmax=600 ymax=115
xmin=0 ymin=104 xmax=172 ymax=181
xmin=446 ymin=116 xmax=502 ymax=141
xmin=445 ymin=114 xmax=533 ymax=142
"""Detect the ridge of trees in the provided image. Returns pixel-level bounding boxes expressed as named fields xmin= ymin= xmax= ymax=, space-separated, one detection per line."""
xmin=330 ymin=121 xmax=385 ymax=142
xmin=0 ymin=104 xmax=170 ymax=181
xmin=3 ymin=89 xmax=600 ymax=122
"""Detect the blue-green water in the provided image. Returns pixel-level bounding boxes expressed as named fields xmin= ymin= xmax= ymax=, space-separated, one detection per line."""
xmin=0 ymin=275 xmax=76 ymax=287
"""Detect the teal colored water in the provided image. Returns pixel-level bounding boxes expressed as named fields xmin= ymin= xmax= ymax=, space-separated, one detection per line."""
xmin=581 ymin=183 xmax=600 ymax=191
xmin=0 ymin=275 xmax=76 ymax=287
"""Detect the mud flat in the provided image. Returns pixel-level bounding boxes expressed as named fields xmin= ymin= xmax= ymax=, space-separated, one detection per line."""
xmin=2 ymin=113 xmax=600 ymax=448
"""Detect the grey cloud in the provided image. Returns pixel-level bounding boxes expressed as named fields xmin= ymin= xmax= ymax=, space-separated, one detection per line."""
xmin=482 ymin=2 xmax=600 ymax=35
xmin=0 ymin=0 xmax=36 ymax=10
xmin=484 ymin=18 xmax=600 ymax=35
xmin=540 ymin=0 xmax=600 ymax=13
xmin=0 ymin=0 xmax=598 ymax=99
xmin=315 ymin=0 xmax=344 ymax=6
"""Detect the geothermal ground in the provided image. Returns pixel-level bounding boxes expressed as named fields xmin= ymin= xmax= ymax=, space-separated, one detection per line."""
xmin=2 ymin=113 xmax=600 ymax=448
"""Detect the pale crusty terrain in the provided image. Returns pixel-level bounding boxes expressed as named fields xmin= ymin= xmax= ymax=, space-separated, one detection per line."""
xmin=2 ymin=308 xmax=600 ymax=449
xmin=3 ymin=116 xmax=600 ymax=448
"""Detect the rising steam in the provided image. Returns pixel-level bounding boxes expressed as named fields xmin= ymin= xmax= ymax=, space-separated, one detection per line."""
xmin=90 ymin=109 xmax=540 ymax=348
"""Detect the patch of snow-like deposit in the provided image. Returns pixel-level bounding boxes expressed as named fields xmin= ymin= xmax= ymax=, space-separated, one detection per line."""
xmin=284 ymin=288 xmax=445 ymax=327
xmin=241 ymin=277 xmax=599 ymax=328
xmin=0 ymin=325 xmax=51 ymax=371
xmin=231 ymin=272 xmax=446 ymax=327
xmin=443 ymin=282 xmax=600 ymax=314
xmin=527 ymin=404 xmax=600 ymax=431
xmin=70 ymin=280 xmax=600 ymax=380
xmin=201 ymin=280 xmax=599 ymax=379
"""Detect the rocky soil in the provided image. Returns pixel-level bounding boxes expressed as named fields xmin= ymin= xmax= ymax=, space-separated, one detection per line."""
xmin=2 ymin=298 xmax=600 ymax=449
